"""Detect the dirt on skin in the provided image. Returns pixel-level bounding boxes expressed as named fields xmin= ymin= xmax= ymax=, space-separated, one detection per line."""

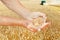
xmin=0 ymin=0 xmax=60 ymax=40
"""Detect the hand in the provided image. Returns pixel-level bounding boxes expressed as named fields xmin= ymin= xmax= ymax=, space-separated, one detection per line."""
xmin=24 ymin=19 xmax=50 ymax=32
xmin=23 ymin=12 xmax=49 ymax=32
xmin=25 ymin=12 xmax=47 ymax=21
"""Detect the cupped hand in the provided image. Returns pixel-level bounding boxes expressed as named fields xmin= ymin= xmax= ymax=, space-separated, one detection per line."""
xmin=25 ymin=12 xmax=47 ymax=21
xmin=22 ymin=12 xmax=49 ymax=32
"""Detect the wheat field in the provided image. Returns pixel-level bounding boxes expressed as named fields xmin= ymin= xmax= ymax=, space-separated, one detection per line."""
xmin=0 ymin=0 xmax=60 ymax=40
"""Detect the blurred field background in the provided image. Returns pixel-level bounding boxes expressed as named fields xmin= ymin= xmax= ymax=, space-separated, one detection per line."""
xmin=0 ymin=0 xmax=60 ymax=40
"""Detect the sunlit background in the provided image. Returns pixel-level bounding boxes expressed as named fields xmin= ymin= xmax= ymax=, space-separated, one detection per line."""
xmin=0 ymin=0 xmax=60 ymax=40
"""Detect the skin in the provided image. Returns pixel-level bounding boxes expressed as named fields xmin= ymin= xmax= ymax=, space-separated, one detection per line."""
xmin=0 ymin=16 xmax=35 ymax=32
xmin=1 ymin=0 xmax=31 ymax=19
xmin=0 ymin=16 xmax=30 ymax=26
xmin=0 ymin=0 xmax=46 ymax=20
xmin=0 ymin=0 xmax=49 ymax=32
xmin=0 ymin=16 xmax=49 ymax=32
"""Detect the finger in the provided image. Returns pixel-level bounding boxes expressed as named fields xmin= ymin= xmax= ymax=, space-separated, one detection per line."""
xmin=41 ymin=22 xmax=50 ymax=31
